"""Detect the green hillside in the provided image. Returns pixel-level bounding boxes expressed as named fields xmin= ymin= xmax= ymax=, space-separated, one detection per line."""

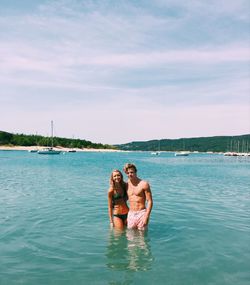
xmin=0 ymin=131 xmax=115 ymax=150
xmin=116 ymin=134 xmax=250 ymax=153
xmin=1 ymin=131 xmax=250 ymax=153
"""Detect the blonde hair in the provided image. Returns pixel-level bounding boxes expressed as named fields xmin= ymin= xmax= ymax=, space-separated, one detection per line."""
xmin=123 ymin=163 xmax=137 ymax=174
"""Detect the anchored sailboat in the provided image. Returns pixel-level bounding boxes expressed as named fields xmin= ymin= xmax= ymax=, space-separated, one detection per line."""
xmin=37 ymin=121 xmax=61 ymax=155
xmin=175 ymin=139 xmax=190 ymax=156
xmin=151 ymin=140 xmax=161 ymax=155
xmin=174 ymin=151 xmax=189 ymax=156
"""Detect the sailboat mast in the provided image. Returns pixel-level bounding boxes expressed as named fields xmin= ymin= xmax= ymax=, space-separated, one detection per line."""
xmin=51 ymin=120 xmax=54 ymax=148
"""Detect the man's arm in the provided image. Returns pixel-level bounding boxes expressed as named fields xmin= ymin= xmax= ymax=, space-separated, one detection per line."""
xmin=143 ymin=182 xmax=153 ymax=226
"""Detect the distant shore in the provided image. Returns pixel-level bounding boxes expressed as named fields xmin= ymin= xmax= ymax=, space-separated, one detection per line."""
xmin=0 ymin=145 xmax=122 ymax=152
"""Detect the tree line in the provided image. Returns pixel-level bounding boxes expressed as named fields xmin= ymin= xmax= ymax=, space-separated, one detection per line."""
xmin=1 ymin=131 xmax=250 ymax=152
xmin=116 ymin=134 xmax=250 ymax=153
xmin=0 ymin=131 xmax=116 ymax=150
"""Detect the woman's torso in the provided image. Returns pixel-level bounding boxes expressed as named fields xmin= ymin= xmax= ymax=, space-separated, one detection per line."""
xmin=112 ymin=185 xmax=129 ymax=215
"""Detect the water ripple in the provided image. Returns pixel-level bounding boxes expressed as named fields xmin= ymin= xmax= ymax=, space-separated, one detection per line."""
xmin=1 ymin=151 xmax=250 ymax=285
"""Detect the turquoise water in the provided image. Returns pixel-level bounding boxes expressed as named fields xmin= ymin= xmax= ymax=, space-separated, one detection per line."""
xmin=0 ymin=151 xmax=249 ymax=285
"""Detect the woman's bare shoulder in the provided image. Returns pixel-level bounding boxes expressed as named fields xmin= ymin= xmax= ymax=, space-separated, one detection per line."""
xmin=108 ymin=187 xmax=114 ymax=194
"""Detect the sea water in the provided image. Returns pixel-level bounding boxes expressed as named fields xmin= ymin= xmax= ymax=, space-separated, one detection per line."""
xmin=0 ymin=151 xmax=249 ymax=285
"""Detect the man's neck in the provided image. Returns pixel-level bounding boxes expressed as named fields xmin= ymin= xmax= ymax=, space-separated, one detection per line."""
xmin=129 ymin=177 xmax=140 ymax=185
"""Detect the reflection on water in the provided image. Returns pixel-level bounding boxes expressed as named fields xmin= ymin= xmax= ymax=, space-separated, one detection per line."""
xmin=126 ymin=229 xmax=153 ymax=272
xmin=106 ymin=228 xmax=154 ymax=273
xmin=106 ymin=228 xmax=129 ymax=271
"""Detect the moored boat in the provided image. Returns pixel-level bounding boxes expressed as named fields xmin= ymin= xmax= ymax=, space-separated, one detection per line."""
xmin=37 ymin=147 xmax=61 ymax=155
xmin=175 ymin=151 xmax=190 ymax=156
xmin=151 ymin=151 xmax=160 ymax=155
xmin=37 ymin=121 xmax=61 ymax=155
xmin=29 ymin=149 xmax=38 ymax=153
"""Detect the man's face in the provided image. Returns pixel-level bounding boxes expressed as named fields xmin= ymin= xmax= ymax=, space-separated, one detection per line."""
xmin=126 ymin=168 xmax=136 ymax=180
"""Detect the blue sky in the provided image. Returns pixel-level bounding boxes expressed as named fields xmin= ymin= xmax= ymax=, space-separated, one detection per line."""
xmin=0 ymin=0 xmax=249 ymax=144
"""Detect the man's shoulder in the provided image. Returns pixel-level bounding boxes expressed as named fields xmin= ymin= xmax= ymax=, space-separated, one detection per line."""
xmin=140 ymin=179 xmax=150 ymax=189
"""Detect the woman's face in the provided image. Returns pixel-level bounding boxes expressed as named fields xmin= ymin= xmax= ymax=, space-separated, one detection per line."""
xmin=112 ymin=171 xmax=121 ymax=183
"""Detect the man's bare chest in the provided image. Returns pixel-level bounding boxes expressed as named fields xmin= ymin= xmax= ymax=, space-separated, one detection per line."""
xmin=128 ymin=185 xmax=144 ymax=197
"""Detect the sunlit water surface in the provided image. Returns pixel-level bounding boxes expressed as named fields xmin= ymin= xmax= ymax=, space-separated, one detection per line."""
xmin=0 ymin=151 xmax=249 ymax=285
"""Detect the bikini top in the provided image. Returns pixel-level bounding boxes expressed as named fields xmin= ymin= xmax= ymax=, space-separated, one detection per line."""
xmin=113 ymin=191 xmax=124 ymax=200
xmin=112 ymin=185 xmax=127 ymax=204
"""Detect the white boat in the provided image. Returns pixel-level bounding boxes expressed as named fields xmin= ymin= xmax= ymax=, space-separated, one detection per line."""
xmin=175 ymin=139 xmax=190 ymax=156
xmin=29 ymin=149 xmax=38 ymax=153
xmin=38 ymin=147 xmax=61 ymax=155
xmin=175 ymin=151 xmax=190 ymax=156
xmin=38 ymin=121 xmax=61 ymax=155
xmin=224 ymin=152 xmax=250 ymax=157
xmin=151 ymin=151 xmax=160 ymax=155
xmin=151 ymin=140 xmax=161 ymax=155
xmin=224 ymin=152 xmax=237 ymax=156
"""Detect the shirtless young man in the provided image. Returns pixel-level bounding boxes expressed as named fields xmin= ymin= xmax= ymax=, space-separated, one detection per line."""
xmin=123 ymin=163 xmax=153 ymax=230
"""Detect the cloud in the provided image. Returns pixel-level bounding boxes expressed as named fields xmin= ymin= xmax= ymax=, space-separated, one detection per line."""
xmin=0 ymin=0 xmax=249 ymax=143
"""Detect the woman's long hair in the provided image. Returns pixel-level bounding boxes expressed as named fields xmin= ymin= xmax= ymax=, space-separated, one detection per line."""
xmin=110 ymin=169 xmax=126 ymax=192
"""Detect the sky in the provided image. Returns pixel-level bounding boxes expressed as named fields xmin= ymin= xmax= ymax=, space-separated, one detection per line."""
xmin=0 ymin=0 xmax=249 ymax=144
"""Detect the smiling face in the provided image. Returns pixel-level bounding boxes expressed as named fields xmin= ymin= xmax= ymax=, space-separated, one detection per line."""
xmin=112 ymin=171 xmax=122 ymax=183
xmin=110 ymin=169 xmax=125 ymax=189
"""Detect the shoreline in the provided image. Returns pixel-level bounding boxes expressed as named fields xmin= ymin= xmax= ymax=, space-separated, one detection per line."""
xmin=0 ymin=146 xmax=217 ymax=154
xmin=1 ymin=146 xmax=249 ymax=156
xmin=0 ymin=145 xmax=123 ymax=152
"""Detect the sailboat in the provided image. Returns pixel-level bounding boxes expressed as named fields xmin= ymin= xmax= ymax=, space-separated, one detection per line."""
xmin=151 ymin=140 xmax=161 ymax=155
xmin=37 ymin=121 xmax=61 ymax=155
xmin=174 ymin=151 xmax=189 ymax=156
xmin=29 ymin=149 xmax=38 ymax=153
xmin=174 ymin=139 xmax=189 ymax=156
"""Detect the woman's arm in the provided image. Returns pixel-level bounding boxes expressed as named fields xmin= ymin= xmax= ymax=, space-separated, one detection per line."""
xmin=108 ymin=188 xmax=114 ymax=225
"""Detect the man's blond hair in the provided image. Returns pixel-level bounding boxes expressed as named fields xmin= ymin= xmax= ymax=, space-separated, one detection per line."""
xmin=123 ymin=163 xmax=137 ymax=174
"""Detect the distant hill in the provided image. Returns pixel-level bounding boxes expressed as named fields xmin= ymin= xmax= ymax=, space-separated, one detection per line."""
xmin=116 ymin=134 xmax=250 ymax=153
xmin=0 ymin=130 xmax=115 ymax=149
xmin=1 ymin=131 xmax=249 ymax=153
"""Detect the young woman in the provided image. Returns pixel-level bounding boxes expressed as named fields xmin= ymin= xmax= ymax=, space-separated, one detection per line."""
xmin=108 ymin=169 xmax=129 ymax=230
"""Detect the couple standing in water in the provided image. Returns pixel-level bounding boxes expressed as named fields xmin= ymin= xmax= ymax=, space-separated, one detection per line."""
xmin=108 ymin=163 xmax=153 ymax=230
